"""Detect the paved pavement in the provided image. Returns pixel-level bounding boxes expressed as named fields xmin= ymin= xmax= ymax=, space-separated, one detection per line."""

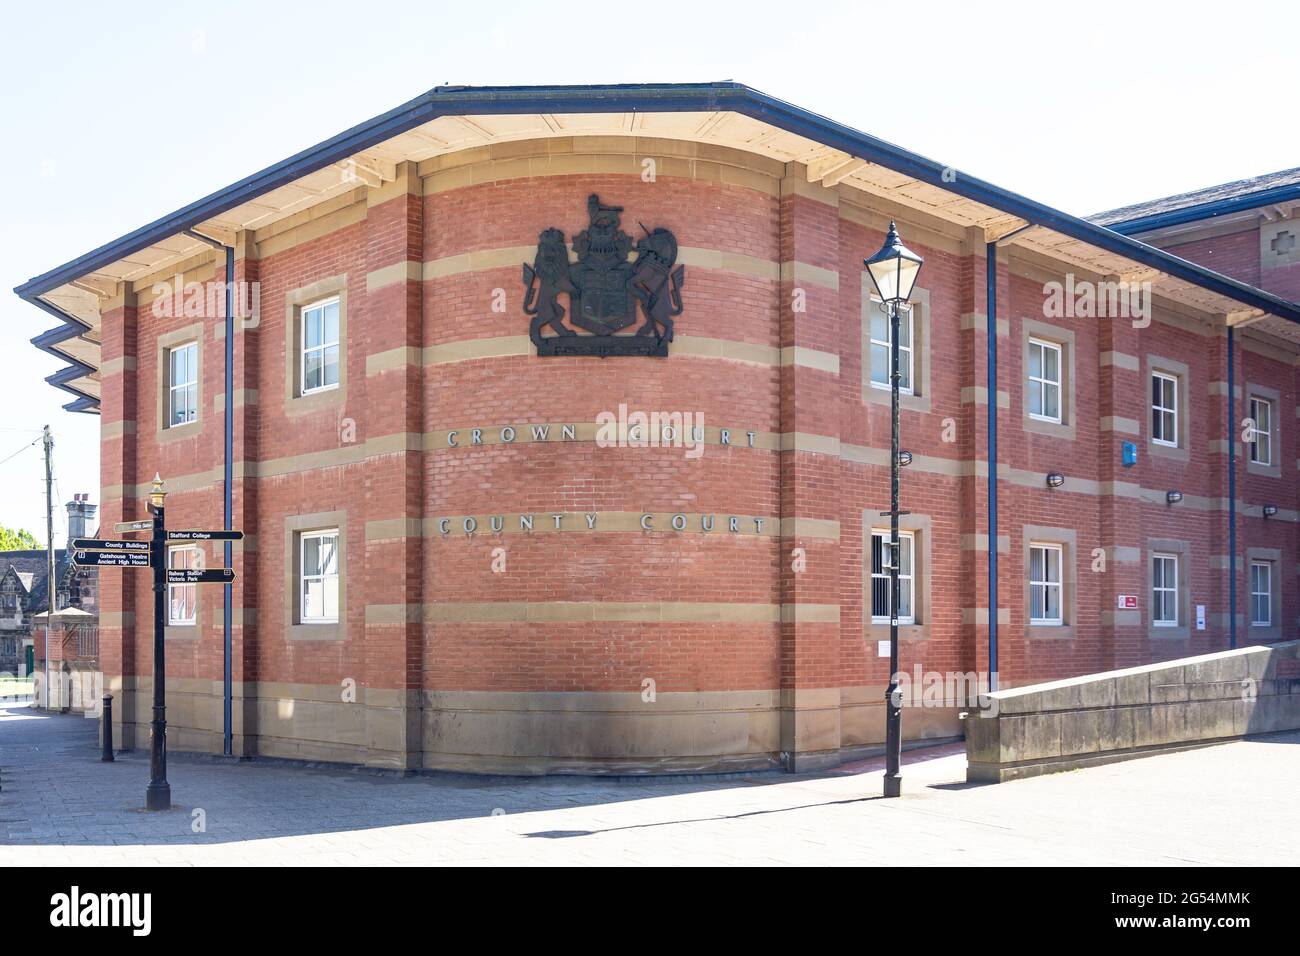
xmin=2 ymin=700 xmax=1297 ymax=865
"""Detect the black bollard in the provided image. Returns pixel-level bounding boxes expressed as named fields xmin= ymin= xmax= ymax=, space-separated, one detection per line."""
xmin=101 ymin=694 xmax=114 ymax=762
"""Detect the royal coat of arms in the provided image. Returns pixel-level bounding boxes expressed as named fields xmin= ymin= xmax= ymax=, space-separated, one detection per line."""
xmin=522 ymin=194 xmax=684 ymax=357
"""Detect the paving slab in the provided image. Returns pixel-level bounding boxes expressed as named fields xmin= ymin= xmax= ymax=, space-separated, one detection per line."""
xmin=2 ymin=702 xmax=1298 ymax=865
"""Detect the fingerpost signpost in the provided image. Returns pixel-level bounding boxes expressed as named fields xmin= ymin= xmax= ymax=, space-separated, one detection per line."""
xmin=72 ymin=474 xmax=242 ymax=811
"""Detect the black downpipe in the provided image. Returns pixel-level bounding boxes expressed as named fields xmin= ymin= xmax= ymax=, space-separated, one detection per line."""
xmin=986 ymin=241 xmax=999 ymax=688
xmin=222 ymin=245 xmax=233 ymax=752
xmin=1228 ymin=327 xmax=1238 ymax=650
xmin=984 ymin=224 xmax=1033 ymax=690
xmin=184 ymin=230 xmax=235 ymax=755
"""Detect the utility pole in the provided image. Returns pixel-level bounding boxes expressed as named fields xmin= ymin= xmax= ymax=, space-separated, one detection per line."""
xmin=42 ymin=425 xmax=54 ymax=709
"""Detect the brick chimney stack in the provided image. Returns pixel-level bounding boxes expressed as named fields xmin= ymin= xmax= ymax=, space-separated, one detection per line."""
xmin=65 ymin=493 xmax=97 ymax=545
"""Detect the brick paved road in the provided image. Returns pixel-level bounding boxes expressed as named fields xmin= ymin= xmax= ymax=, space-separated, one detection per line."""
xmin=2 ymin=701 xmax=1297 ymax=865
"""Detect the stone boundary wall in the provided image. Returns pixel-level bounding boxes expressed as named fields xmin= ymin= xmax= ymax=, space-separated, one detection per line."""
xmin=965 ymin=640 xmax=1300 ymax=782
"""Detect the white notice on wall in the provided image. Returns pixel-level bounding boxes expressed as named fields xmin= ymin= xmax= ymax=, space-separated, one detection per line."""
xmin=878 ymin=640 xmax=891 ymax=658
xmin=1196 ymin=605 xmax=1206 ymax=631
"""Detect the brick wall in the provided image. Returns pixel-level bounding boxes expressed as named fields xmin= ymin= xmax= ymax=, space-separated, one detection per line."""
xmin=1165 ymin=228 xmax=1262 ymax=288
xmin=96 ymin=140 xmax=1300 ymax=770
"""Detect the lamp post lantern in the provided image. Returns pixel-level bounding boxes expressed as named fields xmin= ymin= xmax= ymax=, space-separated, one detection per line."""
xmin=864 ymin=221 xmax=923 ymax=799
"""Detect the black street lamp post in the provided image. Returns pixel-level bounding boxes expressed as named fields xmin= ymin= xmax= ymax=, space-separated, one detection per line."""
xmin=864 ymin=222 xmax=923 ymax=799
xmin=145 ymin=475 xmax=171 ymax=811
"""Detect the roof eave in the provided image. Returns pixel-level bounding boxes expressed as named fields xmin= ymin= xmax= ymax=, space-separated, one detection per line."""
xmin=24 ymin=292 xmax=100 ymax=413
xmin=1102 ymin=182 xmax=1300 ymax=236
xmin=15 ymin=82 xmax=1300 ymax=420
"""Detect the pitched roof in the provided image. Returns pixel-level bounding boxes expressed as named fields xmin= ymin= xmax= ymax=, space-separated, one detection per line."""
xmin=0 ymin=549 xmax=70 ymax=613
xmin=1091 ymin=167 xmax=1300 ymax=229
xmin=15 ymin=83 xmax=1300 ymax=414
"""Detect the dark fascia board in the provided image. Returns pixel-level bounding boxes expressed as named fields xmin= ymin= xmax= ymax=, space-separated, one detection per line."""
xmin=45 ymin=363 xmax=98 ymax=406
xmin=27 ymin=292 xmax=93 ymax=340
xmin=25 ymin=294 xmax=98 ymax=411
xmin=1102 ymin=183 xmax=1300 ymax=236
xmin=62 ymin=395 xmax=100 ymax=414
xmin=43 ymin=365 xmax=95 ymax=410
xmin=15 ymin=81 xmax=1300 ymax=324
xmin=32 ymin=320 xmax=90 ymax=352
xmin=38 ymin=338 xmax=94 ymax=376
xmin=47 ymin=360 xmax=96 ymax=387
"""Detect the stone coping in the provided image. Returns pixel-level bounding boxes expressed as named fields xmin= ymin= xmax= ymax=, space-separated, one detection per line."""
xmin=966 ymin=640 xmax=1300 ymax=782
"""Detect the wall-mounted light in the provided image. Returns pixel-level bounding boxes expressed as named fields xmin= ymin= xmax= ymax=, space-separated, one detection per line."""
xmin=1166 ymin=490 xmax=1183 ymax=505
xmin=1046 ymin=472 xmax=1065 ymax=488
xmin=1263 ymin=504 xmax=1278 ymax=518
xmin=898 ymin=450 xmax=913 ymax=467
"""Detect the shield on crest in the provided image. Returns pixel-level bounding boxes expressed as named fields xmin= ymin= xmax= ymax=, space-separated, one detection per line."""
xmin=575 ymin=264 xmax=635 ymax=334
xmin=571 ymin=194 xmax=636 ymax=334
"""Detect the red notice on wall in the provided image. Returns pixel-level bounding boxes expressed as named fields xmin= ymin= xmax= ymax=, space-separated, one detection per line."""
xmin=1116 ymin=595 xmax=1138 ymax=610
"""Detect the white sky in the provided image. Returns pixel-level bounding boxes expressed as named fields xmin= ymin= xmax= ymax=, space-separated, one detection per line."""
xmin=1 ymin=0 xmax=1296 ymax=545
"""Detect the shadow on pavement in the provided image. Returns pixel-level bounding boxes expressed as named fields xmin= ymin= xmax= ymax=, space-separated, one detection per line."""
xmin=522 ymin=794 xmax=896 ymax=840
xmin=0 ymin=705 xmax=965 ymax=847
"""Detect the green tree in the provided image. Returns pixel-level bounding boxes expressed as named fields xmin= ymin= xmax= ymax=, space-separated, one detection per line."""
xmin=0 ymin=526 xmax=40 ymax=551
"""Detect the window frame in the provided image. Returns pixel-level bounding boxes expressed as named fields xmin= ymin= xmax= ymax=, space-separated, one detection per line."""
xmin=1028 ymin=542 xmax=1064 ymax=626
xmin=300 ymin=296 xmax=342 ymax=397
xmin=1250 ymin=560 xmax=1273 ymax=627
xmin=299 ymin=528 xmax=340 ymax=625
xmin=167 ymin=340 xmax=199 ymax=429
xmin=167 ymin=544 xmax=199 ymax=626
xmin=1248 ymin=396 xmax=1274 ymax=466
xmin=1151 ymin=552 xmax=1179 ymax=627
xmin=1151 ymin=370 xmax=1178 ymax=448
xmin=1026 ymin=337 xmax=1063 ymax=424
xmin=868 ymin=303 xmax=915 ymax=396
xmin=869 ymin=529 xmax=915 ymax=625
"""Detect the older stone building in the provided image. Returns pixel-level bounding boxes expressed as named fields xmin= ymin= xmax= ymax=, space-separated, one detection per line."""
xmin=0 ymin=496 xmax=99 ymax=676
xmin=14 ymin=83 xmax=1299 ymax=773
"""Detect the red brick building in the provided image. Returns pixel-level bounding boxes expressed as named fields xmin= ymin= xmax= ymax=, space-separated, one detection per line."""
xmin=15 ymin=84 xmax=1300 ymax=773
xmin=1095 ymin=168 xmax=1300 ymax=303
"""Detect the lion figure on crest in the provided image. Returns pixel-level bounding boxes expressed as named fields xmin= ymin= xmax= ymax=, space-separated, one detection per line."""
xmin=522 ymin=227 xmax=576 ymax=340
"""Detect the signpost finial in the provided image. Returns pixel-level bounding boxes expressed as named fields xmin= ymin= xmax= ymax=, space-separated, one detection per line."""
xmin=148 ymin=474 xmax=166 ymax=509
